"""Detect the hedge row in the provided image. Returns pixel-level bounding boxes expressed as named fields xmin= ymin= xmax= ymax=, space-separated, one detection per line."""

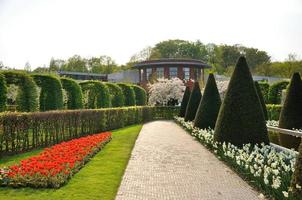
xmin=0 ymin=106 xmax=179 ymax=155
xmin=257 ymin=80 xmax=289 ymax=104
xmin=266 ymin=104 xmax=282 ymax=120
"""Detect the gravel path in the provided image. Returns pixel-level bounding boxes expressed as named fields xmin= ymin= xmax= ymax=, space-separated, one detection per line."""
xmin=115 ymin=121 xmax=263 ymax=200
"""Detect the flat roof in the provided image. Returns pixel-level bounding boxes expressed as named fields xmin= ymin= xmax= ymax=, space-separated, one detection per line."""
xmin=134 ymin=58 xmax=211 ymax=68
xmin=57 ymin=70 xmax=107 ymax=77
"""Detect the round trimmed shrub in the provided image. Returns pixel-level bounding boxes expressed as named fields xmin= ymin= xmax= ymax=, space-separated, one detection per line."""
xmin=291 ymin=142 xmax=302 ymax=198
xmin=80 ymin=81 xmax=110 ymax=108
xmin=268 ymin=80 xmax=289 ymax=104
xmin=278 ymin=72 xmax=302 ymax=150
xmin=60 ymin=77 xmax=83 ymax=109
xmin=255 ymin=81 xmax=268 ymax=120
xmin=0 ymin=73 xmax=7 ymax=111
xmin=2 ymin=71 xmax=38 ymax=112
xmin=184 ymin=81 xmax=202 ymax=122
xmin=179 ymin=86 xmax=191 ymax=117
xmin=117 ymin=83 xmax=136 ymax=106
xmin=104 ymin=82 xmax=125 ymax=107
xmin=214 ymin=56 xmax=269 ymax=147
xmin=132 ymin=85 xmax=147 ymax=106
xmin=32 ymin=74 xmax=64 ymax=111
xmin=194 ymin=74 xmax=221 ymax=129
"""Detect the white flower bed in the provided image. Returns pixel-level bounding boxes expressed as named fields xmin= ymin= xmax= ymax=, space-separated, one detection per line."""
xmin=174 ymin=117 xmax=299 ymax=199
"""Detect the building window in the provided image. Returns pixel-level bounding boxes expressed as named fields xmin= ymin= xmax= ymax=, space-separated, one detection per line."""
xmin=156 ymin=67 xmax=164 ymax=79
xmin=146 ymin=68 xmax=152 ymax=81
xmin=169 ymin=67 xmax=178 ymax=79
xmin=140 ymin=69 xmax=144 ymax=81
xmin=184 ymin=67 xmax=190 ymax=80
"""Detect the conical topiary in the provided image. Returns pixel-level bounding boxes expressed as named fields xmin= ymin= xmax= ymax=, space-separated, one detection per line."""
xmin=194 ymin=73 xmax=221 ymax=129
xmin=254 ymin=81 xmax=268 ymax=120
xmin=278 ymin=72 xmax=302 ymax=150
xmin=291 ymin=142 xmax=302 ymax=198
xmin=179 ymin=86 xmax=191 ymax=117
xmin=184 ymin=81 xmax=202 ymax=122
xmin=214 ymin=56 xmax=269 ymax=147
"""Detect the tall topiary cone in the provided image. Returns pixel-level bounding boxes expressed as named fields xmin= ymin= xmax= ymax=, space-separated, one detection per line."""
xmin=184 ymin=81 xmax=202 ymax=122
xmin=254 ymin=81 xmax=268 ymax=120
xmin=179 ymin=86 xmax=191 ymax=117
xmin=214 ymin=56 xmax=269 ymax=147
xmin=194 ymin=73 xmax=221 ymax=129
xmin=291 ymin=142 xmax=302 ymax=198
xmin=279 ymin=72 xmax=302 ymax=150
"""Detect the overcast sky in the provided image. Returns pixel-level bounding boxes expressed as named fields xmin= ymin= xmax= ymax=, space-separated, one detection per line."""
xmin=0 ymin=0 xmax=301 ymax=69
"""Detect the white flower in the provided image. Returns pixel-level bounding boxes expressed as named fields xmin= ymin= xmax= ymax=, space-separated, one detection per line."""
xmin=258 ymin=193 xmax=265 ymax=199
xmin=296 ymin=184 xmax=301 ymax=189
xmin=282 ymin=191 xmax=288 ymax=198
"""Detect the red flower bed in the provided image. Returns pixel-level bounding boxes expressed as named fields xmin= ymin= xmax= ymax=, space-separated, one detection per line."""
xmin=0 ymin=132 xmax=111 ymax=188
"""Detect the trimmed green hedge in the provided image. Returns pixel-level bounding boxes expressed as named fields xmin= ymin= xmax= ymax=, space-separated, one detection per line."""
xmin=32 ymin=74 xmax=64 ymax=111
xmin=179 ymin=86 xmax=191 ymax=118
xmin=266 ymin=104 xmax=282 ymax=120
xmin=255 ymin=81 xmax=268 ymax=120
xmin=104 ymin=82 xmax=125 ymax=107
xmin=0 ymin=106 xmax=179 ymax=155
xmin=2 ymin=71 xmax=38 ymax=112
xmin=267 ymin=80 xmax=289 ymax=104
xmin=184 ymin=81 xmax=202 ymax=121
xmin=61 ymin=77 xmax=83 ymax=109
xmin=258 ymin=81 xmax=269 ymax=103
xmin=132 ymin=85 xmax=147 ymax=106
xmin=0 ymin=73 xmax=7 ymax=111
xmin=80 ymin=81 xmax=110 ymax=108
xmin=117 ymin=83 xmax=136 ymax=106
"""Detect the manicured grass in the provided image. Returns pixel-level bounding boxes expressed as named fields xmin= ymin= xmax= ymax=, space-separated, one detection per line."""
xmin=0 ymin=124 xmax=142 ymax=200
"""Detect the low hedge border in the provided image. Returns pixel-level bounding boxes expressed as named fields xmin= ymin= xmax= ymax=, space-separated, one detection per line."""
xmin=266 ymin=104 xmax=282 ymax=121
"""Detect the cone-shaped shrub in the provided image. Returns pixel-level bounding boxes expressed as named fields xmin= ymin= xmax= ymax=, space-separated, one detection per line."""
xmin=184 ymin=81 xmax=202 ymax=121
xmin=278 ymin=72 xmax=302 ymax=150
xmin=255 ymin=81 xmax=268 ymax=120
xmin=179 ymin=86 xmax=191 ymax=117
xmin=214 ymin=56 xmax=269 ymax=147
xmin=291 ymin=142 xmax=302 ymax=198
xmin=194 ymin=74 xmax=221 ymax=129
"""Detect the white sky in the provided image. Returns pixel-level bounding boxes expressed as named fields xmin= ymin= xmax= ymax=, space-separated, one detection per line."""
xmin=0 ymin=0 xmax=301 ymax=69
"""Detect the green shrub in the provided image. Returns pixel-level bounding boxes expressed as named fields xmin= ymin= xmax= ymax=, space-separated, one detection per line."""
xmin=80 ymin=81 xmax=110 ymax=108
xmin=258 ymin=81 xmax=269 ymax=103
xmin=179 ymin=86 xmax=191 ymax=117
xmin=278 ymin=73 xmax=302 ymax=150
xmin=194 ymin=74 xmax=221 ymax=129
xmin=291 ymin=142 xmax=302 ymax=198
xmin=184 ymin=81 xmax=202 ymax=121
xmin=266 ymin=104 xmax=282 ymax=120
xmin=32 ymin=74 xmax=64 ymax=111
xmin=214 ymin=57 xmax=269 ymax=147
xmin=267 ymin=80 xmax=289 ymax=104
xmin=2 ymin=71 xmax=38 ymax=112
xmin=255 ymin=81 xmax=268 ymax=120
xmin=0 ymin=73 xmax=7 ymax=111
xmin=117 ymin=83 xmax=136 ymax=106
xmin=60 ymin=77 xmax=83 ymax=109
xmin=104 ymin=82 xmax=125 ymax=107
xmin=132 ymin=85 xmax=147 ymax=105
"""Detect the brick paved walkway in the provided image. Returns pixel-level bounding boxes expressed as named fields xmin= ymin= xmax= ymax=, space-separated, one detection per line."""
xmin=115 ymin=121 xmax=263 ymax=200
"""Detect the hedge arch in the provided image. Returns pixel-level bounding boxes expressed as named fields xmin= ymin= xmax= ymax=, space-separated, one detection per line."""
xmin=117 ymin=83 xmax=136 ymax=106
xmin=2 ymin=71 xmax=38 ymax=112
xmin=60 ymin=77 xmax=83 ymax=109
xmin=132 ymin=85 xmax=147 ymax=106
xmin=104 ymin=82 xmax=125 ymax=107
xmin=0 ymin=73 xmax=7 ymax=111
xmin=32 ymin=74 xmax=64 ymax=111
xmin=80 ymin=81 xmax=110 ymax=109
xmin=267 ymin=80 xmax=289 ymax=104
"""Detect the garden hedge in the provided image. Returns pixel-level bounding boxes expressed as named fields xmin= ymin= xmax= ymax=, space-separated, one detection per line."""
xmin=266 ymin=104 xmax=282 ymax=120
xmin=184 ymin=81 xmax=202 ymax=121
xmin=179 ymin=86 xmax=191 ymax=117
xmin=104 ymin=82 xmax=125 ymax=107
xmin=0 ymin=106 xmax=179 ymax=155
xmin=194 ymin=74 xmax=221 ymax=129
xmin=32 ymin=74 xmax=64 ymax=111
xmin=254 ymin=81 xmax=268 ymax=120
xmin=60 ymin=77 xmax=83 ymax=109
xmin=214 ymin=56 xmax=269 ymax=147
xmin=278 ymin=73 xmax=302 ymax=150
xmin=291 ymin=142 xmax=302 ymax=198
xmin=2 ymin=71 xmax=38 ymax=112
xmin=80 ymin=81 xmax=110 ymax=109
xmin=258 ymin=81 xmax=269 ymax=103
xmin=0 ymin=73 xmax=7 ymax=111
xmin=132 ymin=85 xmax=147 ymax=106
xmin=267 ymin=80 xmax=289 ymax=104
xmin=117 ymin=83 xmax=136 ymax=106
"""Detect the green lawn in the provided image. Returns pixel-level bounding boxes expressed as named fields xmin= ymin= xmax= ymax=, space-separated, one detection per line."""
xmin=0 ymin=124 xmax=142 ymax=200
